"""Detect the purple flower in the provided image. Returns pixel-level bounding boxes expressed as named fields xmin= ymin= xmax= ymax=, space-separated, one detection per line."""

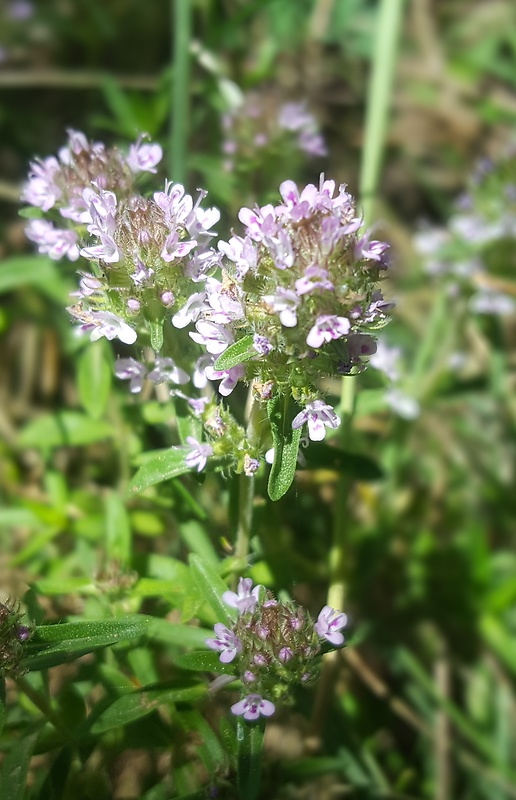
xmin=190 ymin=321 xmax=234 ymax=355
xmin=161 ymin=231 xmax=197 ymax=262
xmin=126 ymin=135 xmax=163 ymax=174
xmin=172 ymin=292 xmax=206 ymax=329
xmin=77 ymin=311 xmax=137 ymax=345
xmin=230 ymin=694 xmax=275 ymax=721
xmin=369 ymin=339 xmax=400 ymax=381
xmin=253 ymin=335 xmax=272 ymax=355
xmin=25 ymin=220 xmax=79 ymax=261
xmin=295 ymin=264 xmax=333 ymax=296
xmin=206 ymin=623 xmax=242 ymax=663
xmin=306 ymin=315 xmax=350 ymax=349
xmin=21 ymin=156 xmax=61 ymax=211
xmin=204 ymin=364 xmax=245 ymax=396
xmin=222 ymin=578 xmax=261 ymax=615
xmin=385 ymin=389 xmax=420 ymax=420
xmin=315 ymin=605 xmax=348 ymax=646
xmin=263 ymin=287 xmax=299 ymax=327
xmin=185 ymin=436 xmax=213 ymax=472
xmin=114 ymin=358 xmax=146 ymax=393
xmin=147 ymin=357 xmax=189 ymax=386
xmin=153 ymin=181 xmax=193 ymax=227
xmin=292 ymin=400 xmax=340 ymax=442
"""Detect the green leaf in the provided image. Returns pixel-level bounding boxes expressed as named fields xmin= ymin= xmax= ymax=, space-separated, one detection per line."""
xmin=77 ymin=341 xmax=112 ymax=419
xmin=90 ymin=681 xmax=206 ymax=733
xmin=149 ymin=319 xmax=164 ymax=352
xmin=147 ymin=620 xmax=213 ymax=650
xmin=21 ymin=616 xmax=150 ymax=671
xmin=267 ymin=395 xmax=302 ymax=501
xmin=189 ymin=554 xmax=236 ymax=625
xmin=105 ymin=491 xmax=132 ymax=565
xmin=19 ymin=206 xmax=43 ymax=219
xmin=36 ymin=746 xmax=72 ymax=800
xmin=129 ymin=447 xmax=191 ymax=494
xmin=0 ymin=731 xmax=39 ymax=800
xmin=237 ymin=718 xmax=265 ymax=800
xmin=175 ymin=650 xmax=236 ymax=675
xmin=0 ymin=679 xmax=6 ymax=737
xmin=180 ymin=520 xmax=218 ymax=566
xmin=303 ymin=443 xmax=383 ymax=480
xmin=18 ymin=411 xmax=114 ymax=450
xmin=0 ymin=256 xmax=67 ymax=302
xmin=213 ymin=335 xmax=255 ymax=371
xmin=178 ymin=710 xmax=227 ymax=773
xmin=174 ymin=395 xmax=203 ymax=445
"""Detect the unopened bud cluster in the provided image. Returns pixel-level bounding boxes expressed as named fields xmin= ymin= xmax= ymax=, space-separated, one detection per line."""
xmin=0 ymin=599 xmax=32 ymax=677
xmin=206 ymin=578 xmax=347 ymax=721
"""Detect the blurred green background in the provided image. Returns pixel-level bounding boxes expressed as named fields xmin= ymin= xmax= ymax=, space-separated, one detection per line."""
xmin=1 ymin=1 xmax=516 ymax=798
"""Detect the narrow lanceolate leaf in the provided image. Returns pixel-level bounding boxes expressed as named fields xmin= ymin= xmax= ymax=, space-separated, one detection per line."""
xmin=90 ymin=681 xmax=206 ymax=733
xmin=267 ymin=394 xmax=302 ymax=501
xmin=18 ymin=411 xmax=114 ymax=450
xmin=0 ymin=679 xmax=6 ymax=737
xmin=213 ymin=335 xmax=255 ymax=371
xmin=0 ymin=731 xmax=39 ymax=800
xmin=189 ymin=554 xmax=236 ymax=625
xmin=237 ymin=718 xmax=265 ymax=800
xmin=129 ymin=448 xmax=191 ymax=494
xmin=175 ymin=650 xmax=236 ymax=675
xmin=77 ymin=340 xmax=112 ymax=419
xmin=21 ymin=616 xmax=151 ymax=671
xmin=105 ymin=490 xmax=132 ymax=565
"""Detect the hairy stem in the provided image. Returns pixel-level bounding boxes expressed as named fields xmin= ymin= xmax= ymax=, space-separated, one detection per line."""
xmin=170 ymin=0 xmax=191 ymax=183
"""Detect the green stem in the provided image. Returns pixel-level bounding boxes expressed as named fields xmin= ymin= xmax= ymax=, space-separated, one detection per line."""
xmin=170 ymin=0 xmax=191 ymax=183
xmin=359 ymin=0 xmax=405 ymax=226
xmin=311 ymin=0 xmax=405 ymax=737
xmin=236 ymin=718 xmax=265 ymax=800
xmin=235 ymin=472 xmax=254 ymax=569
xmin=15 ymin=676 xmax=64 ymax=732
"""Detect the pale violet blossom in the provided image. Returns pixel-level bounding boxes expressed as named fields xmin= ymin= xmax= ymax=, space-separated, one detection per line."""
xmin=292 ymin=400 xmax=340 ymax=442
xmin=369 ymin=338 xmax=401 ymax=381
xmin=25 ymin=219 xmax=79 ymax=261
xmin=205 ymin=623 xmax=242 ymax=663
xmin=114 ymin=358 xmax=146 ymax=393
xmin=222 ymin=578 xmax=261 ymax=615
xmin=205 ymin=364 xmax=245 ymax=396
xmin=185 ymin=436 xmax=213 ymax=472
xmin=190 ymin=320 xmax=234 ymax=355
xmin=385 ymin=389 xmax=420 ymax=420
xmin=230 ymin=694 xmax=275 ymax=721
xmin=147 ymin=357 xmax=189 ymax=386
xmin=263 ymin=287 xmax=299 ymax=327
xmin=315 ymin=606 xmax=348 ymax=646
xmin=126 ymin=135 xmax=163 ymax=174
xmin=306 ymin=314 xmax=350 ymax=349
xmin=172 ymin=292 xmax=206 ymax=329
xmin=79 ymin=311 xmax=137 ymax=345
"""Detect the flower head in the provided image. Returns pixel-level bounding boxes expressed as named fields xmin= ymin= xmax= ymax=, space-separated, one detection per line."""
xmin=222 ymin=578 xmax=261 ymax=615
xmin=315 ymin=606 xmax=347 ymax=646
xmin=185 ymin=437 xmax=213 ymax=472
xmin=292 ymin=400 xmax=340 ymax=442
xmin=231 ymin=694 xmax=275 ymax=721
xmin=205 ymin=623 xmax=242 ymax=663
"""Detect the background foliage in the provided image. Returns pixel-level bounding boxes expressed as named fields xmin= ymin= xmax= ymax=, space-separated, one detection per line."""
xmin=1 ymin=0 xmax=516 ymax=798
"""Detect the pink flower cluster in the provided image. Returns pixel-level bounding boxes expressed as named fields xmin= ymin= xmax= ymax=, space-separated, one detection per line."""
xmin=206 ymin=577 xmax=347 ymax=721
xmin=187 ymin=175 xmax=392 ymax=442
